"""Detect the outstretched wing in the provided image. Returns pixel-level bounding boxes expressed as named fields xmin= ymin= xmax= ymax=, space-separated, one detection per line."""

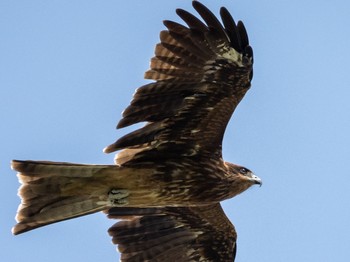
xmin=107 ymin=203 xmax=237 ymax=262
xmin=104 ymin=1 xmax=253 ymax=160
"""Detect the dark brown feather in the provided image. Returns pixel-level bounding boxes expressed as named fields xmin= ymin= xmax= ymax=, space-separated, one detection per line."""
xmin=12 ymin=3 xmax=258 ymax=262
xmin=220 ymin=7 xmax=242 ymax=52
xmin=107 ymin=204 xmax=237 ymax=262
xmin=105 ymin=1 xmax=253 ymax=157
xmin=176 ymin=8 xmax=208 ymax=32
xmin=192 ymin=1 xmax=229 ymax=43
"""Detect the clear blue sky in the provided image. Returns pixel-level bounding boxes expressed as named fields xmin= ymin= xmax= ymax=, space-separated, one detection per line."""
xmin=1 ymin=0 xmax=350 ymax=261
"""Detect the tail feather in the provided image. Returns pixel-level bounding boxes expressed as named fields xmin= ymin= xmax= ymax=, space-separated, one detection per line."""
xmin=11 ymin=160 xmax=119 ymax=235
xmin=13 ymin=197 xmax=104 ymax=235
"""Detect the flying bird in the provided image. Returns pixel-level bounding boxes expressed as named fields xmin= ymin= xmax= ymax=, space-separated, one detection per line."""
xmin=12 ymin=1 xmax=260 ymax=260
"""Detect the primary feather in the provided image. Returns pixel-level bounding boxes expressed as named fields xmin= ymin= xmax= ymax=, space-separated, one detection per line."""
xmin=12 ymin=2 xmax=258 ymax=261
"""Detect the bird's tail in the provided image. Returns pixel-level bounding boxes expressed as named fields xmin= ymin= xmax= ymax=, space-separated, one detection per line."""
xmin=11 ymin=160 xmax=121 ymax=235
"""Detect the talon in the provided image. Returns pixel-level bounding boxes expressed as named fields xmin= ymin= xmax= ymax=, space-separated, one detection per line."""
xmin=108 ymin=189 xmax=129 ymax=206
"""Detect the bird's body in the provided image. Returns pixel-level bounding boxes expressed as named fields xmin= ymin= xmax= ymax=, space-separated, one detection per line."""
xmin=12 ymin=2 xmax=261 ymax=260
xmin=12 ymin=155 xmax=257 ymax=235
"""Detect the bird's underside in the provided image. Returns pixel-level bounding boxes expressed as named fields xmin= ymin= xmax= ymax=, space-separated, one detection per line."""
xmin=12 ymin=1 xmax=258 ymax=261
xmin=107 ymin=204 xmax=237 ymax=261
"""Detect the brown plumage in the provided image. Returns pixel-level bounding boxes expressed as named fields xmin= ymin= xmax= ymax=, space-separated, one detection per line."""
xmin=107 ymin=204 xmax=236 ymax=261
xmin=12 ymin=1 xmax=261 ymax=260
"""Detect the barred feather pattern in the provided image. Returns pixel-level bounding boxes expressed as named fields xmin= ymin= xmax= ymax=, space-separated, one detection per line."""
xmin=12 ymin=2 xmax=257 ymax=262
xmin=104 ymin=1 xmax=253 ymax=159
xmin=101 ymin=4 xmax=255 ymax=261
xmin=107 ymin=204 xmax=237 ymax=262
xmin=12 ymin=157 xmax=254 ymax=235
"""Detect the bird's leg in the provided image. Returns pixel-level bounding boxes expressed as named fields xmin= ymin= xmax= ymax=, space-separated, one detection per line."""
xmin=108 ymin=189 xmax=129 ymax=206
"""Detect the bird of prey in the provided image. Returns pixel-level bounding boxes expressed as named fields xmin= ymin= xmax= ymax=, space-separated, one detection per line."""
xmin=12 ymin=1 xmax=261 ymax=261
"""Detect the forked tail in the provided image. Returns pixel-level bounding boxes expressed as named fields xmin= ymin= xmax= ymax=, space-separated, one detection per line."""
xmin=11 ymin=160 xmax=120 ymax=235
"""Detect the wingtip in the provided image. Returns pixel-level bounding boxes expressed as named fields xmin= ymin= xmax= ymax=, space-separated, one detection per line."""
xmin=237 ymin=21 xmax=249 ymax=47
xmin=103 ymin=145 xmax=114 ymax=154
xmin=192 ymin=0 xmax=203 ymax=9
xmin=192 ymin=0 xmax=213 ymax=18
xmin=103 ymin=140 xmax=122 ymax=154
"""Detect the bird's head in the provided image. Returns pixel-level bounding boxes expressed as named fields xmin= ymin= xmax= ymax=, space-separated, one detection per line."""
xmin=225 ymin=162 xmax=262 ymax=198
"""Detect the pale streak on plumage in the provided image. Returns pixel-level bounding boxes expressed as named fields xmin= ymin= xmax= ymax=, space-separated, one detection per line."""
xmin=11 ymin=1 xmax=257 ymax=261
xmin=107 ymin=203 xmax=237 ymax=261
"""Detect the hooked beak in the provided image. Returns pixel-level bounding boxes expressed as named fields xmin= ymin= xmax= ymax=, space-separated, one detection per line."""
xmin=251 ymin=173 xmax=262 ymax=187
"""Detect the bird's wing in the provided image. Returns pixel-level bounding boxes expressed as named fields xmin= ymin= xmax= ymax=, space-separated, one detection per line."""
xmin=104 ymin=1 xmax=253 ymax=161
xmin=107 ymin=203 xmax=237 ymax=262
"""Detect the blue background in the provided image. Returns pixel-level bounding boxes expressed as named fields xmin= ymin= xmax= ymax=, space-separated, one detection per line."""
xmin=1 ymin=1 xmax=349 ymax=261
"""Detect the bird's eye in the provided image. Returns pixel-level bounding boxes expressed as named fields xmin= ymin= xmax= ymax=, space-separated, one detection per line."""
xmin=240 ymin=168 xmax=248 ymax=174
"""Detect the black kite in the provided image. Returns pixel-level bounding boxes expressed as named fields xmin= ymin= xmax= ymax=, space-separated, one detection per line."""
xmin=12 ymin=1 xmax=261 ymax=261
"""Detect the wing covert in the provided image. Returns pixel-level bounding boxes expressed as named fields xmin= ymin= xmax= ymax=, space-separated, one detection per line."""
xmin=107 ymin=203 xmax=237 ymax=262
xmin=104 ymin=1 xmax=253 ymax=162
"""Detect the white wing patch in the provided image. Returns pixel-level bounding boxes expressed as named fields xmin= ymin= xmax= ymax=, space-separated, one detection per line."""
xmin=221 ymin=47 xmax=243 ymax=66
